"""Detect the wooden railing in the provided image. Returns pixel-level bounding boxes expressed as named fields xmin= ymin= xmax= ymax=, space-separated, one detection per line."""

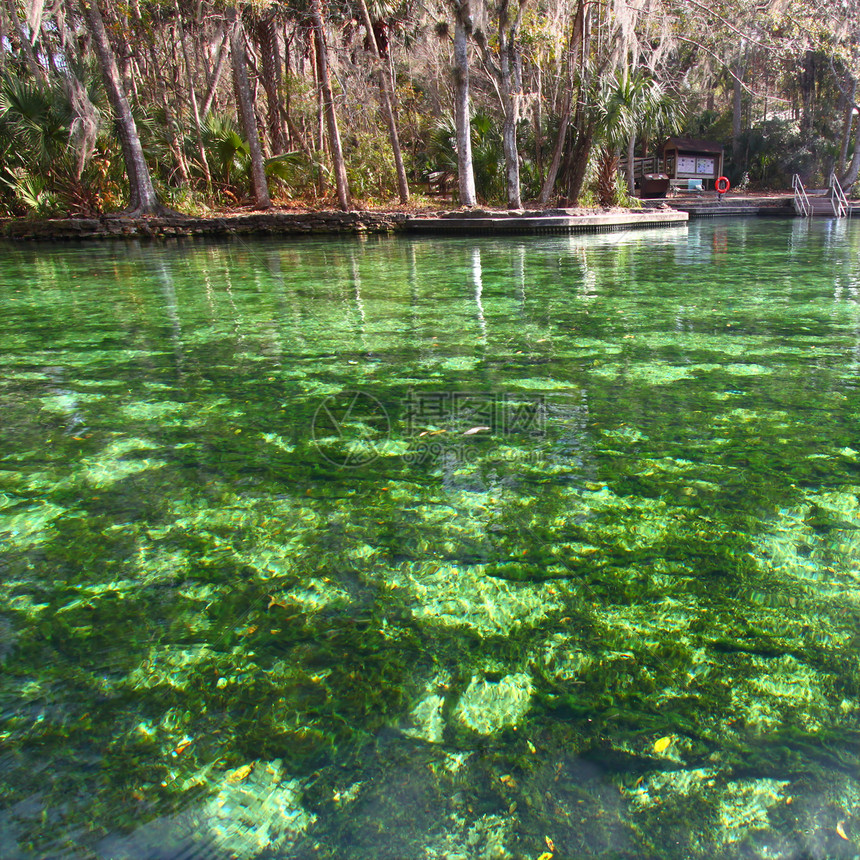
xmin=618 ymin=155 xmax=660 ymax=178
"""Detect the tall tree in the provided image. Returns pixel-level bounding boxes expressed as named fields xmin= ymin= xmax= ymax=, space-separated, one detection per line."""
xmin=174 ymin=0 xmax=212 ymax=188
xmin=228 ymin=7 xmax=271 ymax=208
xmin=450 ymin=0 xmax=476 ymax=206
xmin=840 ymin=84 xmax=860 ymax=188
xmin=617 ymin=71 xmax=682 ymax=195
xmin=731 ymin=41 xmax=747 ymax=167
xmin=310 ymin=0 xmax=350 ymax=210
xmin=837 ymin=77 xmax=856 ymax=174
xmin=254 ymin=9 xmax=287 ymax=155
xmin=356 ymin=0 xmax=409 ymax=204
xmin=201 ymin=28 xmax=228 ymax=119
xmin=538 ymin=0 xmax=589 ymax=206
xmin=478 ymin=0 xmax=528 ymax=209
xmin=79 ymin=0 xmax=162 ymax=215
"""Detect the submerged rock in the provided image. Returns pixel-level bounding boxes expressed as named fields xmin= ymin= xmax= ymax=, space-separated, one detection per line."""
xmin=423 ymin=812 xmax=514 ymax=860
xmin=96 ymin=760 xmax=315 ymax=860
xmin=402 ymin=674 xmax=449 ymax=744
xmin=382 ymin=561 xmax=563 ymax=636
xmin=453 ymin=673 xmax=533 ymax=735
xmin=200 ymin=760 xmax=315 ymax=858
xmin=626 ymin=769 xmax=791 ymax=851
xmin=715 ymin=777 xmax=791 ymax=845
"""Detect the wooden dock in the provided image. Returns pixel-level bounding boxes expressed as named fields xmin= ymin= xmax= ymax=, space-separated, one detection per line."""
xmin=642 ymin=195 xmax=795 ymax=218
xmin=405 ymin=209 xmax=689 ymax=235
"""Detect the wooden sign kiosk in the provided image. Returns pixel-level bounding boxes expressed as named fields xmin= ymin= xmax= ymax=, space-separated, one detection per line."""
xmin=661 ymin=138 xmax=724 ymax=191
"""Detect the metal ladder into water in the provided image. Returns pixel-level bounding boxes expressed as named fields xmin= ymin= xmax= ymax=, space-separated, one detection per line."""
xmin=793 ymin=173 xmax=851 ymax=218
xmin=830 ymin=173 xmax=850 ymax=218
xmin=792 ymin=174 xmax=811 ymax=217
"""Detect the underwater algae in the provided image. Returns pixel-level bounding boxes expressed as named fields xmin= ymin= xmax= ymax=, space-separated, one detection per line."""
xmin=0 ymin=219 xmax=859 ymax=858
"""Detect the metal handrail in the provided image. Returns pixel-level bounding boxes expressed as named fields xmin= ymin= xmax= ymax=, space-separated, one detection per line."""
xmin=793 ymin=174 xmax=811 ymax=217
xmin=830 ymin=172 xmax=850 ymax=219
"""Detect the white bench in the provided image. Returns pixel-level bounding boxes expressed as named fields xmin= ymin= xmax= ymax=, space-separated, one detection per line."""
xmin=669 ymin=179 xmax=704 ymax=193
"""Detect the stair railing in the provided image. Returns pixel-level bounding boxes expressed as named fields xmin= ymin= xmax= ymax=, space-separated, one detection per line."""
xmin=793 ymin=174 xmax=811 ymax=218
xmin=830 ymin=172 xmax=849 ymax=219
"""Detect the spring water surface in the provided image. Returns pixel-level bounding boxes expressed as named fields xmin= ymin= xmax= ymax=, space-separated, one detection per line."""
xmin=1 ymin=219 xmax=859 ymax=858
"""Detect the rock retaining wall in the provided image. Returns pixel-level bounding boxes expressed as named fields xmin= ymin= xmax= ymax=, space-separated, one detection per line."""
xmin=1 ymin=211 xmax=409 ymax=241
xmin=2 ymin=207 xmax=698 ymax=241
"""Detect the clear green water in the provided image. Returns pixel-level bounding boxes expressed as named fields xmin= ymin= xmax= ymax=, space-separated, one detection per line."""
xmin=1 ymin=219 xmax=860 ymax=859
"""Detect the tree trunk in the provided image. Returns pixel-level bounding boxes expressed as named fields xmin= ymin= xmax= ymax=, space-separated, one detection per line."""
xmin=176 ymin=1 xmax=212 ymax=188
xmin=841 ymin=120 xmax=860 ymax=189
xmin=731 ymin=42 xmax=746 ymax=167
xmin=534 ymin=64 xmax=543 ymax=181
xmin=201 ymin=29 xmax=228 ymax=119
xmin=255 ymin=12 xmax=287 ymax=154
xmin=497 ymin=2 xmax=523 ymax=209
xmin=0 ymin=5 xmax=6 ymax=72
xmin=283 ymin=30 xmax=293 ymax=148
xmin=838 ymin=78 xmax=857 ymax=174
xmin=310 ymin=0 xmax=350 ymax=210
xmin=560 ymin=85 xmax=595 ymax=206
xmin=357 ymin=0 xmax=409 ymax=203
xmin=565 ymin=125 xmax=594 ymax=205
xmin=452 ymin=0 xmax=476 ymax=206
xmin=539 ymin=88 xmax=570 ymax=206
xmin=538 ymin=0 xmax=588 ymax=207
xmin=625 ymin=133 xmax=635 ymax=195
xmin=732 ymin=74 xmax=742 ymax=165
xmin=79 ymin=0 xmax=162 ymax=215
xmin=501 ymin=102 xmax=521 ymax=208
xmin=799 ymin=49 xmax=816 ymax=143
xmin=229 ymin=11 xmax=271 ymax=208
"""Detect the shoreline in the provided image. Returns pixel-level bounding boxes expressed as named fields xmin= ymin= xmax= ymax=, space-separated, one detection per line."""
xmin=0 ymin=195 xmax=812 ymax=242
xmin=1 ymin=207 xmax=686 ymax=242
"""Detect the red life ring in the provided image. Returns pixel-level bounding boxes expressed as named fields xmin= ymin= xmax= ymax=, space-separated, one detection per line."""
xmin=715 ymin=176 xmax=730 ymax=193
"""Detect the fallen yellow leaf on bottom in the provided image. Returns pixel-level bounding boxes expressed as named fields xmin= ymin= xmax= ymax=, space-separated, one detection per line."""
xmin=227 ymin=764 xmax=254 ymax=783
xmin=536 ymin=853 xmax=554 ymax=860
xmin=836 ymin=821 xmax=849 ymax=841
xmin=654 ymin=736 xmax=672 ymax=754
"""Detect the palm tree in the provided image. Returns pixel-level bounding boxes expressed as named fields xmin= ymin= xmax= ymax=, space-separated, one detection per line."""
xmin=0 ymin=74 xmax=71 ymax=171
xmin=624 ymin=75 xmax=683 ymax=195
xmin=595 ymin=70 xmax=682 ymax=205
xmin=428 ymin=110 xmax=502 ymax=203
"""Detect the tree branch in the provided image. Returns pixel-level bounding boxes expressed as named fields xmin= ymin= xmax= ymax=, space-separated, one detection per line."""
xmin=675 ymin=35 xmax=791 ymax=101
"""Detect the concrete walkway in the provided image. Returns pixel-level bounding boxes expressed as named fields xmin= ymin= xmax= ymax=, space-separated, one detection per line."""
xmin=405 ymin=209 xmax=689 ymax=234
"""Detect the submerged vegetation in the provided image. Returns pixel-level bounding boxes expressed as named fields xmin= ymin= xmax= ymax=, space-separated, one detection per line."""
xmin=1 ymin=221 xmax=860 ymax=857
xmin=0 ymin=0 xmax=859 ymax=215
